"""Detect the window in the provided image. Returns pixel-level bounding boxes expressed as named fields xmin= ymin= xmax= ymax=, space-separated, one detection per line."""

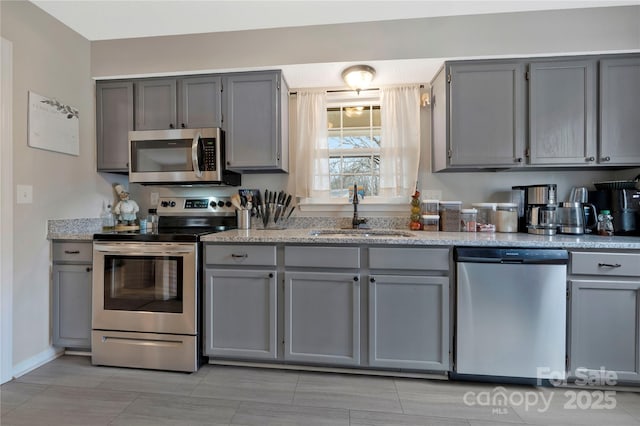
xmin=327 ymin=101 xmax=381 ymax=198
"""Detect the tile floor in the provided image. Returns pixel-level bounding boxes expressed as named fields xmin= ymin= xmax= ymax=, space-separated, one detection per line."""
xmin=1 ymin=355 xmax=639 ymax=425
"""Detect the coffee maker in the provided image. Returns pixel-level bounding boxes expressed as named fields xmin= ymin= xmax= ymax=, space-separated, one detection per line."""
xmin=512 ymin=184 xmax=557 ymax=235
xmin=589 ymin=189 xmax=640 ymax=236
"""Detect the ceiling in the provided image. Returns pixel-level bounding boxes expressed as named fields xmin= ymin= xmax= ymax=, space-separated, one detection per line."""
xmin=30 ymin=0 xmax=640 ymax=88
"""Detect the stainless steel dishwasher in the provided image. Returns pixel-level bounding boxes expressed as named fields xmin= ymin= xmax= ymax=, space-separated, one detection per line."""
xmin=454 ymin=247 xmax=568 ymax=381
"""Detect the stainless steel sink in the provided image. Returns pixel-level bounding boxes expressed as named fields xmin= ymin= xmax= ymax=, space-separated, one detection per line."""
xmin=308 ymin=229 xmax=414 ymax=238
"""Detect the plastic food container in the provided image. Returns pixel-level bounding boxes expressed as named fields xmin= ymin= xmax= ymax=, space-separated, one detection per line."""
xmin=472 ymin=203 xmax=497 ymax=232
xmin=422 ymin=199 xmax=439 ymax=215
xmin=439 ymin=201 xmax=462 ymax=232
xmin=460 ymin=208 xmax=478 ymax=232
xmin=496 ymin=203 xmax=518 ymax=233
xmin=422 ymin=214 xmax=440 ymax=231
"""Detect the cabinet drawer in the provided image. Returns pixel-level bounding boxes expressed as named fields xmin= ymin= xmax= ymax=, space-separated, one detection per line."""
xmin=369 ymin=247 xmax=449 ymax=272
xmin=571 ymin=252 xmax=640 ymax=277
xmin=206 ymin=245 xmax=276 ymax=266
xmin=52 ymin=242 xmax=92 ymax=263
xmin=285 ymin=246 xmax=360 ymax=268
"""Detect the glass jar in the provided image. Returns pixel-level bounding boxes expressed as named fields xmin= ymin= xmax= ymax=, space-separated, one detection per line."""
xmin=422 ymin=199 xmax=439 ymax=215
xmin=496 ymin=203 xmax=518 ymax=233
xmin=472 ymin=203 xmax=497 ymax=232
xmin=147 ymin=208 xmax=158 ymax=232
xmin=422 ymin=214 xmax=440 ymax=231
xmin=461 ymin=208 xmax=478 ymax=232
xmin=439 ymin=201 xmax=462 ymax=232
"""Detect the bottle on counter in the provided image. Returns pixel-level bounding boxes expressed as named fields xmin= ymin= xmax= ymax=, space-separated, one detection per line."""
xmin=147 ymin=208 xmax=158 ymax=232
xmin=597 ymin=210 xmax=614 ymax=236
xmin=101 ymin=201 xmax=115 ymax=231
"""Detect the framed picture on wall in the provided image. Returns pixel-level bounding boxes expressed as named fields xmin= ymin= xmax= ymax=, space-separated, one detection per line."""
xmin=27 ymin=91 xmax=79 ymax=156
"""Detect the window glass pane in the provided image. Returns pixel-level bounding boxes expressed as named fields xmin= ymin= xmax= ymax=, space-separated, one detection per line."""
xmin=343 ymin=106 xmax=370 ymax=128
xmin=343 ymin=156 xmax=372 ymax=174
xmin=372 ymin=106 xmax=381 ymax=127
xmin=328 ymin=130 xmax=342 ymax=149
xmin=329 ymin=157 xmax=342 ymax=175
xmin=327 ymin=108 xmax=341 ymax=129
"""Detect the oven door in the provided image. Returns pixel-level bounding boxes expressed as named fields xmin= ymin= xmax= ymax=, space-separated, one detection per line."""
xmin=92 ymin=241 xmax=197 ymax=335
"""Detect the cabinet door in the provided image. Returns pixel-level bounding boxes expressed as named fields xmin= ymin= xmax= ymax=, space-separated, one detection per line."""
xmin=599 ymin=57 xmax=640 ymax=165
xmin=96 ymin=81 xmax=133 ymax=172
xmin=284 ymin=271 xmax=360 ymax=366
xmin=223 ymin=72 xmax=284 ymax=171
xmin=135 ymin=79 xmax=177 ymax=130
xmin=178 ymin=76 xmax=222 ymax=128
xmin=448 ymin=62 xmax=526 ymax=167
xmin=204 ymin=269 xmax=277 ymax=360
xmin=569 ymin=279 xmax=640 ymax=383
xmin=528 ymin=60 xmax=597 ymax=165
xmin=369 ymin=275 xmax=449 ymax=371
xmin=52 ymin=264 xmax=92 ymax=348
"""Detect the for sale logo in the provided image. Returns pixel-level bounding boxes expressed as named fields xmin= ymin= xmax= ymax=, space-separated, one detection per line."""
xmin=462 ymin=367 xmax=618 ymax=415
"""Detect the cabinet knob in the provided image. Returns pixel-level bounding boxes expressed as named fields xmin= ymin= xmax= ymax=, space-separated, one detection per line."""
xmin=516 ymin=157 xmax=523 ymax=163
xmin=370 ymin=277 xmax=375 ymax=283
xmin=602 ymin=156 xmax=611 ymax=162
xmin=169 ymin=123 xmax=174 ymax=129
xmin=227 ymin=161 xmax=230 ymax=166
xmin=587 ymin=156 xmax=595 ymax=162
xmin=353 ymin=276 xmax=359 ymax=282
xmin=86 ymin=267 xmax=92 ymax=272
xmin=181 ymin=123 xmax=186 ymax=128
xmin=268 ymin=273 xmax=274 ymax=278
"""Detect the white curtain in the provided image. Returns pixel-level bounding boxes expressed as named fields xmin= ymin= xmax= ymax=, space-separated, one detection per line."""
xmin=294 ymin=90 xmax=330 ymax=198
xmin=379 ymin=85 xmax=421 ymax=198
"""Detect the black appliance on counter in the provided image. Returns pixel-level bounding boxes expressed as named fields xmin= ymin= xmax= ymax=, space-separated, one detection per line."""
xmin=92 ymin=196 xmax=237 ymax=372
xmin=589 ymin=189 xmax=640 ymax=236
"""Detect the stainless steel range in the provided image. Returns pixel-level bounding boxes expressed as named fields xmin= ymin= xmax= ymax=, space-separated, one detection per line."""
xmin=92 ymin=196 xmax=236 ymax=372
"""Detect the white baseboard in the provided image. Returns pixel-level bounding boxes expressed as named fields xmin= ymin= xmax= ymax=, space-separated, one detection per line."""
xmin=12 ymin=347 xmax=63 ymax=379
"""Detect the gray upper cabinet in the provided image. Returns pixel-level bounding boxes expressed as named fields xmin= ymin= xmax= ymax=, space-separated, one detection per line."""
xmin=135 ymin=79 xmax=178 ymax=130
xmin=96 ymin=81 xmax=133 ymax=172
xmin=223 ymin=71 xmax=289 ymax=172
xmin=432 ymin=61 xmax=526 ymax=171
xmin=528 ymin=59 xmax=597 ymax=166
xmin=599 ymin=56 xmax=640 ymax=165
xmin=135 ymin=76 xmax=222 ymax=131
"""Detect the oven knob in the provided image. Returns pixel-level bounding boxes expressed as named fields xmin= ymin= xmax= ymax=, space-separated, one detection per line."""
xmin=225 ymin=201 xmax=232 ymax=208
xmin=170 ymin=201 xmax=176 ymax=207
xmin=210 ymin=201 xmax=216 ymax=208
xmin=161 ymin=201 xmax=169 ymax=207
xmin=217 ymin=200 xmax=224 ymax=207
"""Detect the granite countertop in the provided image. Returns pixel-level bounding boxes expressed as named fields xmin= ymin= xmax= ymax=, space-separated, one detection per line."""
xmin=202 ymin=228 xmax=640 ymax=249
xmin=47 ymin=218 xmax=640 ymax=249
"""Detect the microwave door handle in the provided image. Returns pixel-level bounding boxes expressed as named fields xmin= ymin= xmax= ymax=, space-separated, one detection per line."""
xmin=191 ymin=132 xmax=203 ymax=177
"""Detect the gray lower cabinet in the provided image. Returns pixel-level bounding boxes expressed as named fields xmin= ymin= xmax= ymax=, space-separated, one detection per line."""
xmin=284 ymin=271 xmax=361 ymax=366
xmin=96 ymin=80 xmax=133 ymax=172
xmin=369 ymin=275 xmax=449 ymax=371
xmin=203 ymin=244 xmax=278 ymax=360
xmin=368 ymin=247 xmax=450 ymax=371
xmin=52 ymin=241 xmax=93 ymax=349
xmin=568 ymin=251 xmax=640 ymax=383
xmin=223 ymin=71 xmax=289 ymax=172
xmin=204 ymin=269 xmax=277 ymax=360
xmin=528 ymin=59 xmax=597 ymax=166
xmin=599 ymin=56 xmax=640 ymax=165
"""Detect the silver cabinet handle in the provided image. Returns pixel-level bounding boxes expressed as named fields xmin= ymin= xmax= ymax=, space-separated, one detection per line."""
xmin=598 ymin=262 xmax=621 ymax=268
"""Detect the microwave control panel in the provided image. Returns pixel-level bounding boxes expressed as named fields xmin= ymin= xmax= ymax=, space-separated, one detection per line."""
xmin=202 ymin=138 xmax=217 ymax=171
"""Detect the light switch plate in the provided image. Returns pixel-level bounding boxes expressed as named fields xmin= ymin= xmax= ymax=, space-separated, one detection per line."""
xmin=16 ymin=184 xmax=33 ymax=204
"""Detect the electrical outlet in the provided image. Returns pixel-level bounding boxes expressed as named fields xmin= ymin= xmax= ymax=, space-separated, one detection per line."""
xmin=16 ymin=184 xmax=33 ymax=204
xmin=150 ymin=192 xmax=159 ymax=206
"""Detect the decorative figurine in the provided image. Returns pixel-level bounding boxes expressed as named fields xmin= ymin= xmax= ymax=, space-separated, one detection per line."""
xmin=113 ymin=184 xmax=139 ymax=226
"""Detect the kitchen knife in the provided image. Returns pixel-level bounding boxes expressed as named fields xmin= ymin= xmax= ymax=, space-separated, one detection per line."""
xmin=263 ymin=189 xmax=270 ymax=227
xmin=274 ymin=191 xmax=285 ymax=223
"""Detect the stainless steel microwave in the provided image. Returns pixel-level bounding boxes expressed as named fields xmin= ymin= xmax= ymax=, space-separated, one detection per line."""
xmin=128 ymin=128 xmax=239 ymax=185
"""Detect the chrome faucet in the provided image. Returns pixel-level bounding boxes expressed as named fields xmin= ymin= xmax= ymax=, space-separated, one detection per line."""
xmin=352 ymin=184 xmax=368 ymax=229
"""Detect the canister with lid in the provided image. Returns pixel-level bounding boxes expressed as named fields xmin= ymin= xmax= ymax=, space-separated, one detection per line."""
xmin=472 ymin=203 xmax=497 ymax=232
xmin=461 ymin=208 xmax=478 ymax=232
xmin=496 ymin=203 xmax=518 ymax=233
xmin=422 ymin=199 xmax=439 ymax=215
xmin=422 ymin=214 xmax=440 ymax=231
xmin=439 ymin=201 xmax=462 ymax=232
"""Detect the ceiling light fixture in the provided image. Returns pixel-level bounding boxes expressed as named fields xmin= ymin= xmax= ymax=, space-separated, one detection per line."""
xmin=341 ymin=65 xmax=376 ymax=94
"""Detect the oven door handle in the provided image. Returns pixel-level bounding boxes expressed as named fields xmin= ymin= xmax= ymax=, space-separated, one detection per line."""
xmin=94 ymin=245 xmax=194 ymax=256
xmin=191 ymin=132 xmax=203 ymax=178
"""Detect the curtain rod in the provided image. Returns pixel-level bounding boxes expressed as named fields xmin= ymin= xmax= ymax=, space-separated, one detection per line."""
xmin=289 ymin=84 xmax=424 ymax=95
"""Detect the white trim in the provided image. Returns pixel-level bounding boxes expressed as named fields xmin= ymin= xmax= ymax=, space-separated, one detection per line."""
xmin=12 ymin=348 xmax=63 ymax=379
xmin=1 ymin=37 xmax=14 ymax=384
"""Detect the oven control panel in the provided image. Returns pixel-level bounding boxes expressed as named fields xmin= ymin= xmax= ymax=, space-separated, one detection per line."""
xmin=157 ymin=197 xmax=235 ymax=215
